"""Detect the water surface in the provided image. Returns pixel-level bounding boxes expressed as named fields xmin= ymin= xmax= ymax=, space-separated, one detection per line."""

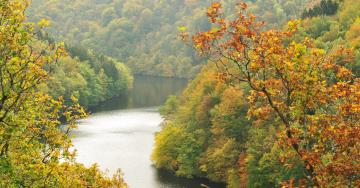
xmin=73 ymin=76 xmax=225 ymax=188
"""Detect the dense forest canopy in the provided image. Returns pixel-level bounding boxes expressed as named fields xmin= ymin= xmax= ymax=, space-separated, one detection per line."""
xmin=33 ymin=30 xmax=133 ymax=108
xmin=43 ymin=43 xmax=133 ymax=107
xmin=302 ymin=0 xmax=339 ymax=18
xmin=28 ymin=0 xmax=310 ymax=77
xmin=0 ymin=0 xmax=127 ymax=186
xmin=153 ymin=0 xmax=360 ymax=187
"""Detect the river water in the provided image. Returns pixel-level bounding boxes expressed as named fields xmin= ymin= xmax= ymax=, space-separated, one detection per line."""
xmin=72 ymin=76 xmax=225 ymax=188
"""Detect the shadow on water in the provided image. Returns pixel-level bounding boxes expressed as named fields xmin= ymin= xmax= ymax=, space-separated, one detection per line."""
xmin=90 ymin=75 xmax=189 ymax=112
xmin=155 ymin=168 xmax=226 ymax=188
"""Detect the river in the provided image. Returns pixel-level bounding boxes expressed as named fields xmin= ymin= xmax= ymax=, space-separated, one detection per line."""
xmin=72 ymin=76 xmax=226 ymax=188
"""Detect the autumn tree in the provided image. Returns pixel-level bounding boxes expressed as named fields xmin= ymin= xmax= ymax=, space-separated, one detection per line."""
xmin=185 ymin=2 xmax=359 ymax=187
xmin=152 ymin=65 xmax=253 ymax=186
xmin=0 ymin=0 xmax=127 ymax=186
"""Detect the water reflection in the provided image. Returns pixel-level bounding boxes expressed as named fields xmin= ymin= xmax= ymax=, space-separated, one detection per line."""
xmin=73 ymin=76 xmax=225 ymax=188
xmin=155 ymin=169 xmax=226 ymax=188
xmin=90 ymin=75 xmax=189 ymax=112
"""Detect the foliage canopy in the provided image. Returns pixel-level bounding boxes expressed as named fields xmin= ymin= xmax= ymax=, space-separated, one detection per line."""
xmin=0 ymin=0 xmax=127 ymax=186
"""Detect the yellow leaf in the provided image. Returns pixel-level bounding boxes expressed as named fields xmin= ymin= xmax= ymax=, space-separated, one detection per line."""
xmin=38 ymin=18 xmax=50 ymax=28
xmin=178 ymin=26 xmax=187 ymax=32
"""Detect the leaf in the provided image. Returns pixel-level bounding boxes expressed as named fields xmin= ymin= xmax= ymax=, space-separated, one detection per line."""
xmin=38 ymin=18 xmax=50 ymax=28
xmin=178 ymin=26 xmax=187 ymax=32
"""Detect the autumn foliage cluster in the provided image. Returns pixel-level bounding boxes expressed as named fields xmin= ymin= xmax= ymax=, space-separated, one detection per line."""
xmin=154 ymin=1 xmax=359 ymax=187
xmin=192 ymin=2 xmax=359 ymax=186
xmin=0 ymin=0 xmax=127 ymax=187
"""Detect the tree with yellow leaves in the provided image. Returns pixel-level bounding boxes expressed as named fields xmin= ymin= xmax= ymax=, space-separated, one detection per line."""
xmin=0 ymin=0 xmax=127 ymax=187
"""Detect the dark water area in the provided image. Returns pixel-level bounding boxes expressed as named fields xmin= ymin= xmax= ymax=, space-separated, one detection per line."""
xmin=90 ymin=75 xmax=189 ymax=112
xmin=73 ymin=76 xmax=226 ymax=188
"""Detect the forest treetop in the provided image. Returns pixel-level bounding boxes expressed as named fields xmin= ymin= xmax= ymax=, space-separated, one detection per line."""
xmin=28 ymin=0 xmax=311 ymax=78
xmin=153 ymin=1 xmax=359 ymax=187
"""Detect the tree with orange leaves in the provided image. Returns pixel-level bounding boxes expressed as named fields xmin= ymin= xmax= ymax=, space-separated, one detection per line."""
xmin=184 ymin=2 xmax=359 ymax=187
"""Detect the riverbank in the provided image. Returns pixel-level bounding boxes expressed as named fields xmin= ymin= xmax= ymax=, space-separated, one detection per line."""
xmin=72 ymin=76 xmax=224 ymax=188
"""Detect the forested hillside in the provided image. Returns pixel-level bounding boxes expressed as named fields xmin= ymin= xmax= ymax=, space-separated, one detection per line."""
xmin=0 ymin=1 xmax=127 ymax=186
xmin=299 ymin=0 xmax=360 ymax=76
xmin=28 ymin=0 xmax=308 ymax=77
xmin=43 ymin=41 xmax=133 ymax=107
xmin=153 ymin=65 xmax=306 ymax=187
xmin=153 ymin=0 xmax=360 ymax=187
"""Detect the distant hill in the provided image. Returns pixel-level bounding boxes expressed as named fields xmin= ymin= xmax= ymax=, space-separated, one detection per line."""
xmin=28 ymin=0 xmax=309 ymax=77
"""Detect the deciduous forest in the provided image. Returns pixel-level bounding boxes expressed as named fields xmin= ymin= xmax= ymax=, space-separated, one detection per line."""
xmin=28 ymin=0 xmax=307 ymax=77
xmin=0 ymin=0 xmax=359 ymax=187
xmin=154 ymin=0 xmax=359 ymax=187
